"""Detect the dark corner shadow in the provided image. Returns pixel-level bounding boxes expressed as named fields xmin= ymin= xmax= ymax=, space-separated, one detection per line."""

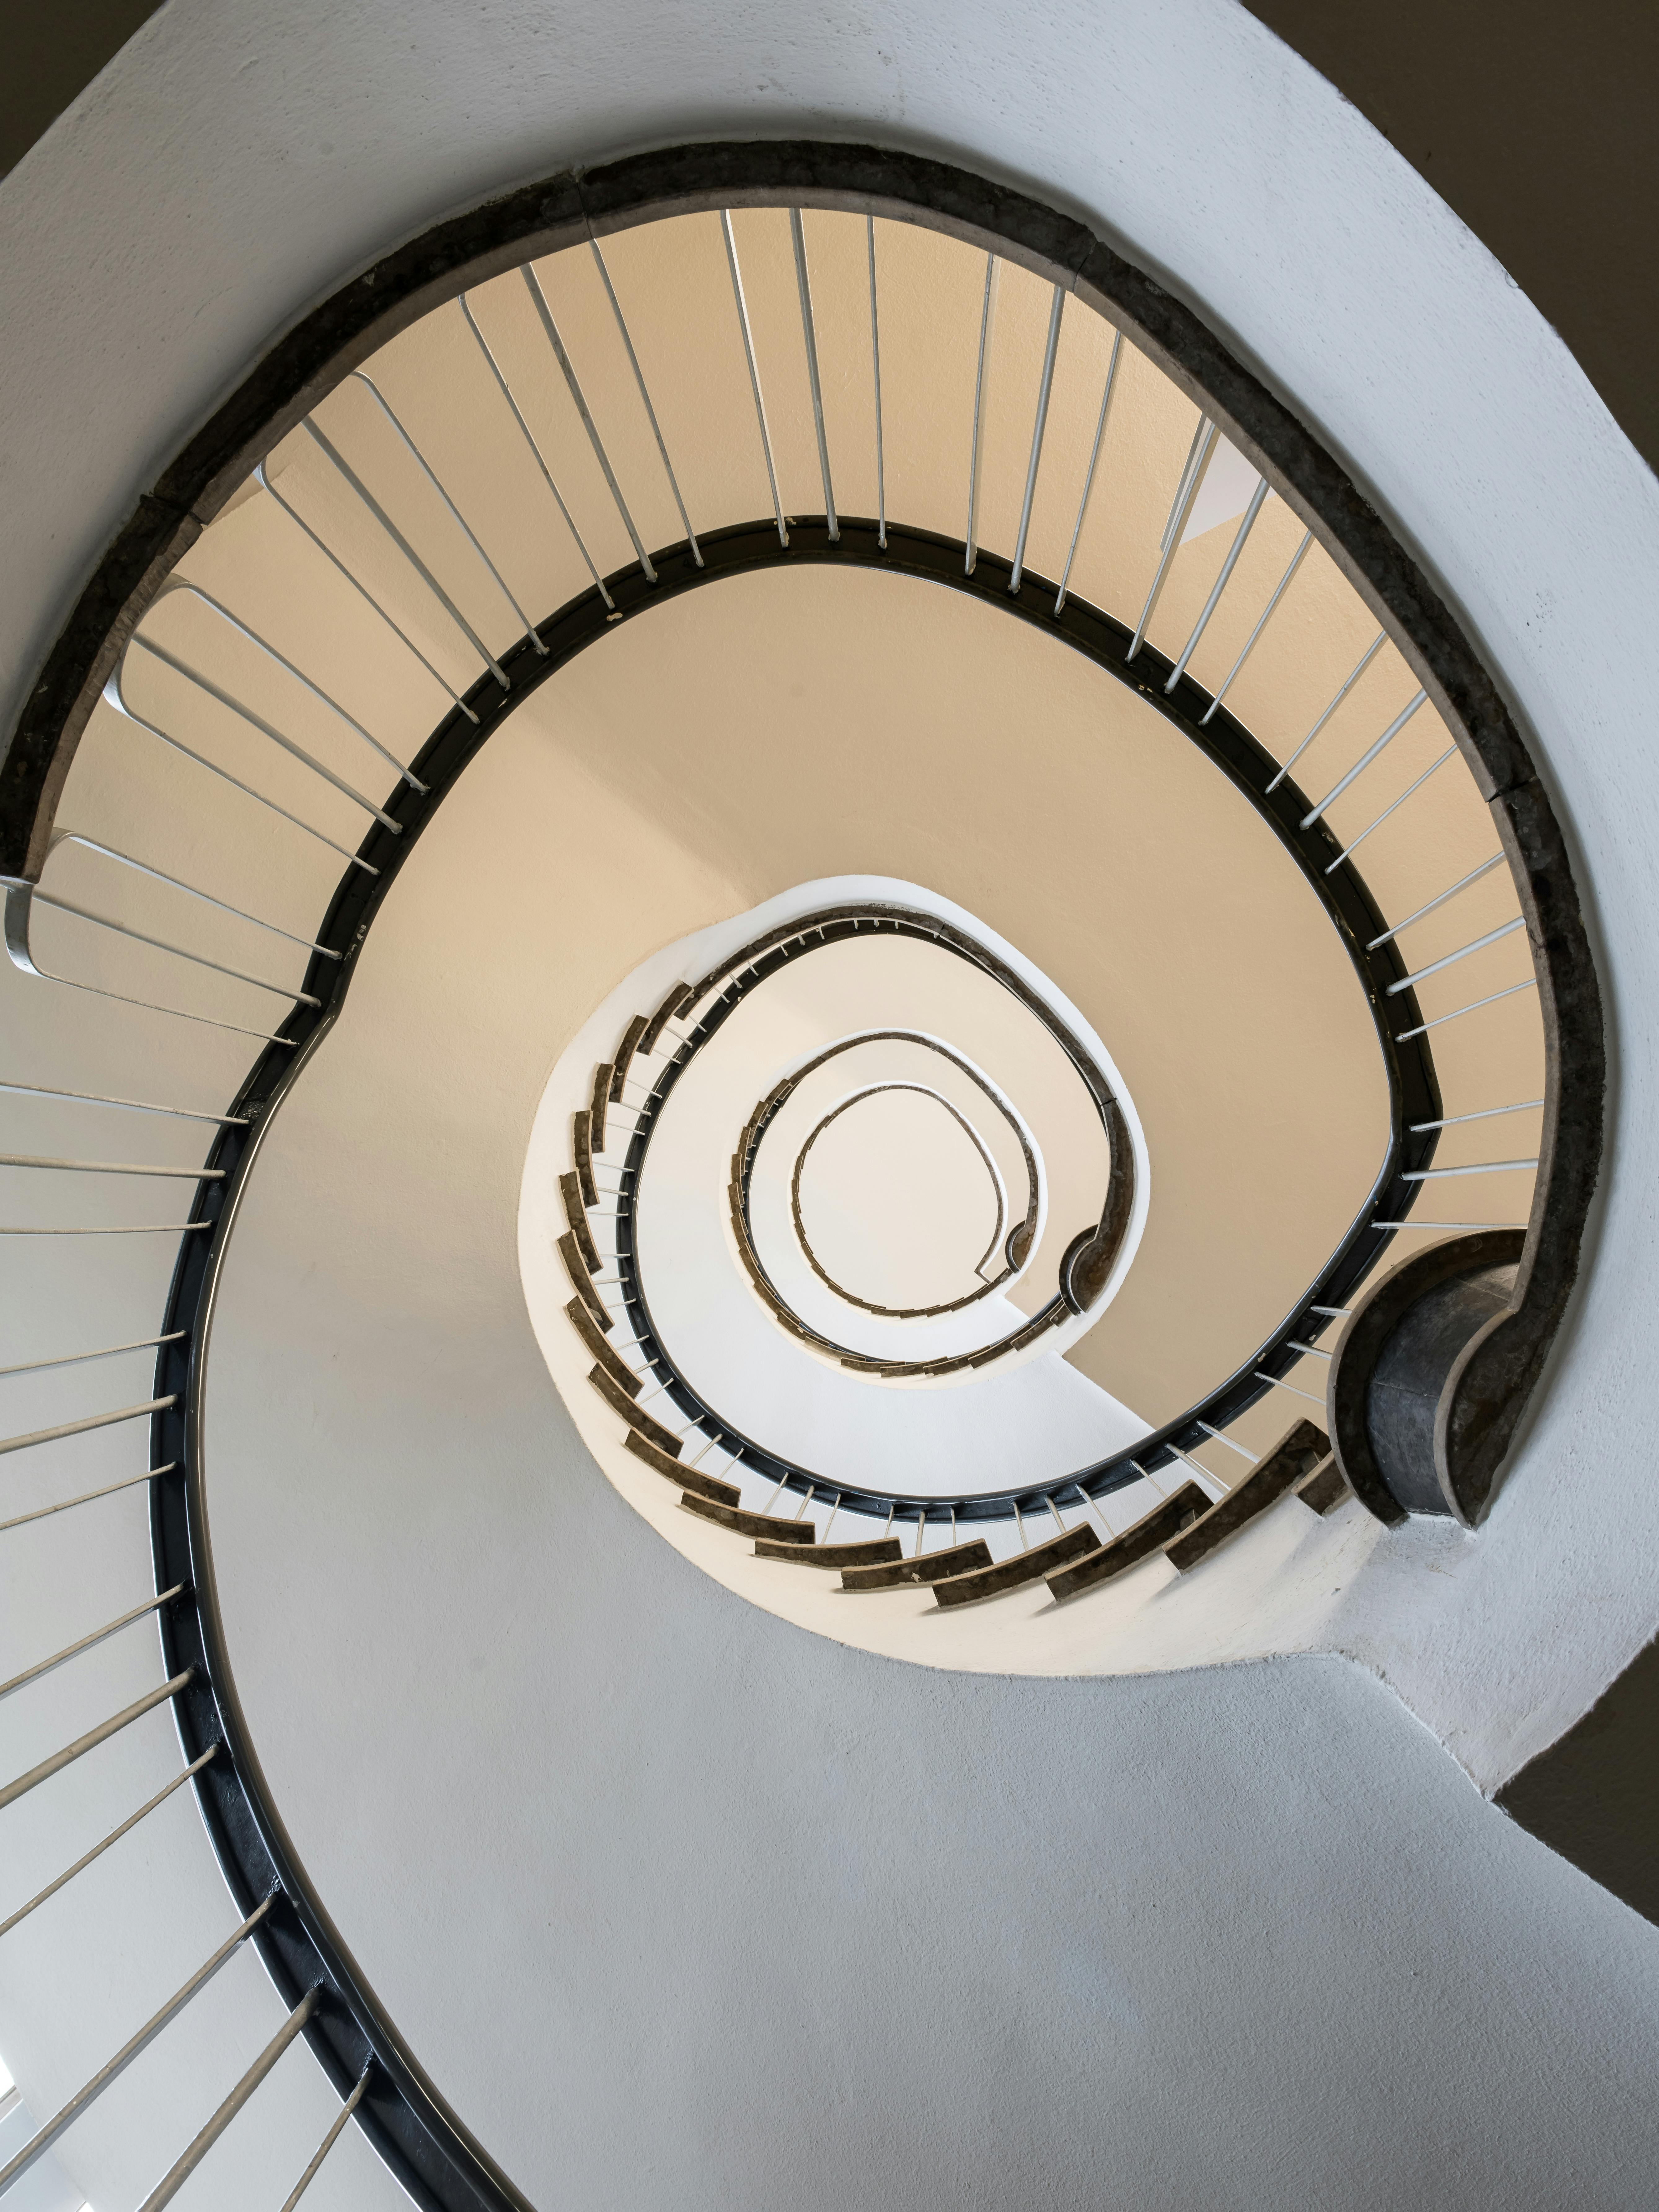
xmin=1498 ymin=1634 xmax=1659 ymax=1930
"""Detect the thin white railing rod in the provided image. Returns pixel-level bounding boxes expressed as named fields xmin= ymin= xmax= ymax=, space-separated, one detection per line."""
xmin=0 ymin=1394 xmax=175 ymax=1459
xmin=720 ymin=211 xmax=788 ymax=549
xmin=1394 ymin=978 xmax=1538 ymax=1040
xmin=352 ymin=371 xmax=550 ymax=646
xmin=789 ymin=210 xmax=839 ymax=542
xmin=1386 ymin=917 xmax=1526 ymax=995
xmin=587 ymin=233 xmax=703 ymax=565
xmin=1054 ymin=329 xmax=1122 ymax=616
xmin=458 ymin=296 xmax=616 ymax=609
xmin=0 ymin=1746 xmax=214 ymax=1941
xmin=0 ymin=1893 xmax=271 ymax=2194
xmin=255 ymin=461 xmax=481 ymax=722
xmin=1201 ymin=528 xmax=1311 ymax=724
xmin=1366 ymin=854 xmax=1505 ymax=949
xmin=52 ymin=833 xmax=344 ymax=958
xmin=1265 ymin=630 xmax=1385 ymax=794
xmin=103 ymin=662 xmax=380 ymax=875
xmin=1301 ymin=690 xmax=1427 ymax=828
xmin=137 ymin=1989 xmax=321 ymax=2212
xmin=1165 ymin=477 xmax=1270 ymax=693
xmin=1008 ymin=284 xmax=1063 ymax=594
xmin=1324 ymin=745 xmax=1458 ymax=873
xmin=964 ymin=252 xmax=998 ymax=577
xmin=0 ymin=1583 xmax=186 ymax=1703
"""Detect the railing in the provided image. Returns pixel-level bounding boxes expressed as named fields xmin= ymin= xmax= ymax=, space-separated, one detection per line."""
xmin=0 ymin=140 xmax=1598 ymax=2208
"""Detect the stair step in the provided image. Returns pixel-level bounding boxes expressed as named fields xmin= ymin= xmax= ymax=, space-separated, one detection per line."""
xmin=639 ymin=980 xmax=694 ymax=1056
xmin=1166 ymin=1419 xmax=1329 ymax=1571
xmin=590 ymin=1061 xmax=614 ymax=1152
xmin=679 ymin=1493 xmax=817 ymax=1544
xmin=560 ymin=1172 xmax=602 ymax=1272
xmin=559 ymin=1232 xmax=611 ymax=1331
xmin=610 ymin=1013 xmax=650 ymax=1099
xmin=841 ymin=1537 xmax=994 ymax=1591
xmin=567 ymin=1299 xmax=639 ymax=1397
xmin=1296 ymin=1453 xmax=1351 ymax=1515
xmin=932 ymin=1521 xmax=1098 ymax=1607
xmin=573 ymin=1107 xmax=598 ymax=1205
xmin=625 ymin=1429 xmax=740 ymax=1508
xmin=755 ymin=1535 xmax=904 ymax=1567
xmin=589 ymin=1365 xmax=682 ymax=1456
xmin=1045 ymin=1483 xmax=1209 ymax=1600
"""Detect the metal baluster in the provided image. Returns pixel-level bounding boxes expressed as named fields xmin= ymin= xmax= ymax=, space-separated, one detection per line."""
xmin=458 ymin=293 xmax=613 ymax=607
xmin=1127 ymin=420 xmax=1219 ymax=659
xmin=102 ymin=661 xmax=380 ymax=875
xmin=1265 ymin=630 xmax=1385 ymax=794
xmin=255 ymin=462 xmax=481 ymax=723
xmin=964 ymin=254 xmax=998 ymax=576
xmin=1301 ymin=691 xmax=1428 ymax=828
xmin=50 ymin=833 xmax=342 ymax=962
xmin=1009 ymin=285 xmax=1063 ymax=594
xmin=1 ymin=1583 xmax=186 ymax=1703
xmin=1405 ymin=1158 xmax=1539 ymax=1180
xmin=1394 ymin=978 xmax=1538 ymax=1041
xmin=521 ymin=270 xmax=657 ymax=581
xmin=353 ymin=373 xmax=549 ymax=663
xmin=1165 ymin=478 xmax=1270 ymax=693
xmin=789 ymin=210 xmax=838 ymax=541
xmin=1200 ymin=528 xmax=1311 ymax=724
xmin=302 ymin=421 xmax=511 ymax=687
xmin=136 ymin=1988 xmax=321 ymax=2212
xmin=1386 ymin=917 xmax=1526 ymax=996
xmin=157 ymin=583 xmax=426 ymax=791
xmin=0 ymin=1667 xmax=193 ymax=1815
xmin=277 ymin=2065 xmax=373 ymax=2212
xmin=0 ymin=1895 xmax=272 ymax=2194
xmin=1366 ymin=855 xmax=1505 ymax=949
xmin=1324 ymin=746 xmax=1458 ymax=872
xmin=27 ymin=887 xmax=321 ymax=1006
xmin=867 ymin=216 xmax=886 ymax=550
xmin=1054 ymin=328 xmax=1122 ymax=616
xmin=1196 ymin=1421 xmax=1258 ymax=1464
xmin=1254 ymin=1370 xmax=1325 ymax=1407
xmin=0 ymin=1466 xmax=175 ymax=1538
xmin=719 ymin=212 xmax=788 ymax=549
xmin=0 ymin=1748 xmax=215 ymax=1941
xmin=128 ymin=635 xmax=403 ymax=828
xmin=2 ymin=1336 xmax=187 ymax=1371
xmin=587 ymin=232 xmax=703 ymax=566
xmin=1410 ymin=1100 xmax=1544 ymax=1132
xmin=0 ymin=1079 xmax=244 ymax=1125
xmin=1 ymin=1395 xmax=176 ymax=1460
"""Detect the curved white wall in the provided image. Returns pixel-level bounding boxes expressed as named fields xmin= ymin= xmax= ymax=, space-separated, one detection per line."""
xmin=3 ymin=5 xmax=1659 ymax=2208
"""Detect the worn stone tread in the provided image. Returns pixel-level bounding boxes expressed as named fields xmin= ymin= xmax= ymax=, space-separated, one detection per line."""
xmin=624 ymin=1429 xmax=739 ymax=1508
xmin=1296 ymin=1453 xmax=1351 ymax=1516
xmin=680 ymin=1493 xmax=816 ymax=1544
xmin=559 ymin=1232 xmax=611 ymax=1331
xmin=933 ymin=1520 xmax=1098 ymax=1607
xmin=756 ymin=1535 xmax=904 ymax=1568
xmin=842 ymin=1538 xmax=994 ymax=1591
xmin=567 ymin=1299 xmax=638 ymax=1396
xmin=589 ymin=1365 xmax=681 ymax=1455
xmin=1166 ymin=1419 xmax=1329 ymax=1571
xmin=1045 ymin=1482 xmax=1209 ymax=1600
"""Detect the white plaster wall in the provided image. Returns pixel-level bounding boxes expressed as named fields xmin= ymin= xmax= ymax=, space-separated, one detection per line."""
xmin=2 ymin=2 xmax=1659 ymax=2206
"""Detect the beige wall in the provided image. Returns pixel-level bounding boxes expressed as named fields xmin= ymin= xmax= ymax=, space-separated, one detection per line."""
xmin=41 ymin=200 xmax=1543 ymax=1456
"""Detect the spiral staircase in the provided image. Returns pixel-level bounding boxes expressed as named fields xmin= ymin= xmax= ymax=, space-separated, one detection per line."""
xmin=0 ymin=48 xmax=1649 ymax=2212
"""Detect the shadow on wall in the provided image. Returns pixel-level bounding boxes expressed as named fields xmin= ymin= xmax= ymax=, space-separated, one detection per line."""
xmin=1499 ymin=1635 xmax=1659 ymax=1929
